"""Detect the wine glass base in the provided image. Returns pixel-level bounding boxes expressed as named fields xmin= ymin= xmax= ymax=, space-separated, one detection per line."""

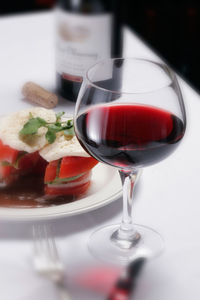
xmin=88 ymin=224 xmax=164 ymax=265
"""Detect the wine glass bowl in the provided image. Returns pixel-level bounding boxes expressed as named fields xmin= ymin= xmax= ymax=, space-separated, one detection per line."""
xmin=74 ymin=58 xmax=186 ymax=264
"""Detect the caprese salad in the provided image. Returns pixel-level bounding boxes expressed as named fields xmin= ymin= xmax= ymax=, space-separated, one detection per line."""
xmin=0 ymin=107 xmax=98 ymax=197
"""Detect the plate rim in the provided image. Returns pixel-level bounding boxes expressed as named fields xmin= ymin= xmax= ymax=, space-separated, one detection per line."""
xmin=0 ymin=165 xmax=122 ymax=221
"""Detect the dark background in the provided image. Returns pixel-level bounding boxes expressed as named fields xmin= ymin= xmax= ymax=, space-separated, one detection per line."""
xmin=0 ymin=0 xmax=199 ymax=93
xmin=0 ymin=0 xmax=55 ymax=14
xmin=124 ymin=0 xmax=200 ymax=94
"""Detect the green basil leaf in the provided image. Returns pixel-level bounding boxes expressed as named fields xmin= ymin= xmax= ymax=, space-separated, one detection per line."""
xmin=45 ymin=129 xmax=56 ymax=144
xmin=45 ymin=172 xmax=85 ymax=184
xmin=47 ymin=124 xmax=62 ymax=132
xmin=1 ymin=161 xmax=12 ymax=167
xmin=64 ymin=127 xmax=75 ymax=137
xmin=56 ymin=112 xmax=65 ymax=122
xmin=19 ymin=117 xmax=46 ymax=136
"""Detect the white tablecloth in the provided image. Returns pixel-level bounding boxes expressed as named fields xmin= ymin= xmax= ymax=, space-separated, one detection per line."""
xmin=0 ymin=11 xmax=200 ymax=300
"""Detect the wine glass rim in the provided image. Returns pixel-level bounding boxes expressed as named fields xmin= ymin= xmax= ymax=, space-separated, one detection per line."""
xmin=85 ymin=57 xmax=176 ymax=95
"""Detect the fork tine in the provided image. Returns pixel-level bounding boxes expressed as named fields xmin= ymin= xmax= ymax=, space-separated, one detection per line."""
xmin=33 ymin=224 xmax=42 ymax=256
xmin=33 ymin=224 xmax=49 ymax=258
xmin=44 ymin=225 xmax=60 ymax=263
xmin=33 ymin=224 xmax=62 ymax=265
xmin=47 ymin=226 xmax=60 ymax=263
xmin=32 ymin=224 xmax=71 ymax=299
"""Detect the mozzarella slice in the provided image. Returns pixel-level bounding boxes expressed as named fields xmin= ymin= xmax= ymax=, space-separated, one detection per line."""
xmin=0 ymin=107 xmax=56 ymax=153
xmin=39 ymin=134 xmax=90 ymax=162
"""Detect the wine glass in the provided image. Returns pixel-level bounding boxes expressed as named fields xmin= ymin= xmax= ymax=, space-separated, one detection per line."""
xmin=74 ymin=58 xmax=186 ymax=264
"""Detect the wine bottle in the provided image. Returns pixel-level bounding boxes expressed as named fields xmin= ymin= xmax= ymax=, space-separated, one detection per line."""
xmin=55 ymin=0 xmax=122 ymax=102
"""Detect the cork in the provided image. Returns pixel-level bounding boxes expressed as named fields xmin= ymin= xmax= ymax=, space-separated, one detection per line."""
xmin=22 ymin=82 xmax=58 ymax=109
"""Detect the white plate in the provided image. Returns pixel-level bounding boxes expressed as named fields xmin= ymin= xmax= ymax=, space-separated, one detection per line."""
xmin=0 ymin=164 xmax=122 ymax=221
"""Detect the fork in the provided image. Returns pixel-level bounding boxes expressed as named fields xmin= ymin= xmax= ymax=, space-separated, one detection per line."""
xmin=32 ymin=224 xmax=71 ymax=300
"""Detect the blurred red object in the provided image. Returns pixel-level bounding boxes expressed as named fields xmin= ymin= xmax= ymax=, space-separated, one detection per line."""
xmin=74 ymin=266 xmax=121 ymax=294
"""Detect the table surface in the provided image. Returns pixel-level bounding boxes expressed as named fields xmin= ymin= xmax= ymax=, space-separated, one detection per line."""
xmin=0 ymin=11 xmax=200 ymax=300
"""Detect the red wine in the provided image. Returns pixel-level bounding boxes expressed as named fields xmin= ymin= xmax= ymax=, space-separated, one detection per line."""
xmin=76 ymin=104 xmax=185 ymax=169
xmin=55 ymin=0 xmax=122 ymax=102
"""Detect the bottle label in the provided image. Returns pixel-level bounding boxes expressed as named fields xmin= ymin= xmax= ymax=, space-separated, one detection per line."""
xmin=55 ymin=9 xmax=112 ymax=82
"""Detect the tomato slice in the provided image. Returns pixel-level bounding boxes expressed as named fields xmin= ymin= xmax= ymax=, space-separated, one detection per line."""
xmin=44 ymin=156 xmax=98 ymax=184
xmin=18 ymin=151 xmax=40 ymax=172
xmin=53 ymin=171 xmax=91 ymax=185
xmin=45 ymin=171 xmax=91 ymax=196
xmin=44 ymin=156 xmax=98 ymax=196
xmin=0 ymin=140 xmax=19 ymax=180
xmin=0 ymin=140 xmax=43 ymax=183
xmin=44 ymin=160 xmax=59 ymax=183
xmin=32 ymin=155 xmax=48 ymax=175
xmin=45 ymin=181 xmax=90 ymax=196
xmin=59 ymin=156 xmax=98 ymax=179
xmin=0 ymin=140 xmax=19 ymax=163
xmin=0 ymin=164 xmax=12 ymax=179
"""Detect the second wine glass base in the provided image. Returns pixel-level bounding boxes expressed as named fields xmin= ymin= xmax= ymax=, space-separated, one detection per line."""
xmin=88 ymin=224 xmax=164 ymax=265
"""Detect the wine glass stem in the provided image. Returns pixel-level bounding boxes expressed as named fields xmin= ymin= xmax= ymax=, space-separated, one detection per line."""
xmin=111 ymin=169 xmax=141 ymax=249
